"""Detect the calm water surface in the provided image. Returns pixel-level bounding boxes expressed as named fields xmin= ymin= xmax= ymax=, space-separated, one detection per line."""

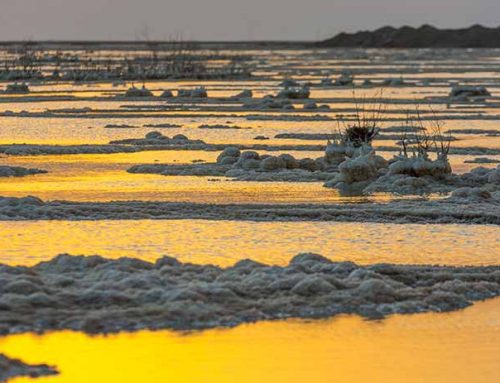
xmin=2 ymin=298 xmax=500 ymax=383
xmin=2 ymin=48 xmax=500 ymax=382
xmin=0 ymin=220 xmax=498 ymax=266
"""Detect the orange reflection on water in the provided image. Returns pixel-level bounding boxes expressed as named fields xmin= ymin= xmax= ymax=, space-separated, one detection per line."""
xmin=2 ymin=298 xmax=500 ymax=383
xmin=0 ymin=152 xmax=387 ymax=203
xmin=0 ymin=220 xmax=498 ymax=267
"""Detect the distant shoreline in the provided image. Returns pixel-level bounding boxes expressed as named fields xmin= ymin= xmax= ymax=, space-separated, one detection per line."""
xmin=1 ymin=25 xmax=500 ymax=50
xmin=0 ymin=40 xmax=315 ymax=51
xmin=318 ymin=25 xmax=500 ymax=48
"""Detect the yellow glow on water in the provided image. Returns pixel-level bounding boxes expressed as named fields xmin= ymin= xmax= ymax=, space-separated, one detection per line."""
xmin=0 ymin=171 xmax=375 ymax=203
xmin=0 ymin=220 xmax=498 ymax=267
xmin=0 ymin=152 xmax=392 ymax=203
xmin=2 ymin=298 xmax=500 ymax=383
xmin=1 ymin=51 xmax=500 ymax=383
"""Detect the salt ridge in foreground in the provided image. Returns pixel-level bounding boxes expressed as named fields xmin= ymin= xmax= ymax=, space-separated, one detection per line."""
xmin=0 ymin=196 xmax=499 ymax=224
xmin=0 ymin=253 xmax=500 ymax=335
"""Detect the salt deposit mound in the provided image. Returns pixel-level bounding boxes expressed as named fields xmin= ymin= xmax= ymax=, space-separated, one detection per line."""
xmin=449 ymin=85 xmax=491 ymax=100
xmin=0 ymin=141 xmax=326 ymax=156
xmin=0 ymin=166 xmax=47 ymax=177
xmin=1 ymin=253 xmax=500 ymax=335
xmin=110 ymin=131 xmax=206 ymax=146
xmin=230 ymin=89 xmax=253 ymax=99
xmin=124 ymin=85 xmax=153 ymax=97
xmin=177 ymin=87 xmax=208 ymax=98
xmin=0 ymin=144 xmax=145 ymax=156
xmin=128 ymin=148 xmax=333 ymax=182
xmin=243 ymin=95 xmax=295 ymax=110
xmin=0 ymin=196 xmax=498 ymax=224
xmin=0 ymin=355 xmax=57 ymax=382
xmin=334 ymin=72 xmax=354 ymax=86
xmin=198 ymin=124 xmax=251 ymax=130
xmin=277 ymin=85 xmax=310 ymax=99
xmin=4 ymin=83 xmax=30 ymax=94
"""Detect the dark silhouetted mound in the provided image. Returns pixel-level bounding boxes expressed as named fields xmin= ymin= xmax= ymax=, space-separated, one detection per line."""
xmin=0 ymin=354 xmax=57 ymax=381
xmin=319 ymin=25 xmax=500 ymax=48
xmin=1 ymin=253 xmax=500 ymax=335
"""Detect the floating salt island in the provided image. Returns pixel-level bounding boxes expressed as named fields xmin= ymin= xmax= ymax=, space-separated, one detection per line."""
xmin=0 ymin=166 xmax=47 ymax=177
xmin=3 ymin=82 xmax=30 ymax=94
xmin=126 ymin=124 xmax=500 ymax=199
xmin=124 ymin=85 xmax=153 ymax=97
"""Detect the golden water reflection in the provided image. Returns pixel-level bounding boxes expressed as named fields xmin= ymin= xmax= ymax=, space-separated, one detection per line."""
xmin=0 ymin=152 xmax=396 ymax=203
xmin=1 ymin=220 xmax=498 ymax=267
xmin=2 ymin=298 xmax=500 ymax=383
xmin=0 ymin=151 xmax=481 ymax=204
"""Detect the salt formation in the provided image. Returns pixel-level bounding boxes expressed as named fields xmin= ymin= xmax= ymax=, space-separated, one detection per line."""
xmin=159 ymin=90 xmax=174 ymax=98
xmin=383 ymin=77 xmax=405 ymax=86
xmin=276 ymin=132 xmax=418 ymax=141
xmin=198 ymin=124 xmax=251 ymax=130
xmin=118 ymin=125 xmax=499 ymax=194
xmin=4 ymin=82 xmax=29 ymax=94
xmin=0 ymin=253 xmax=499 ymax=335
xmin=450 ymin=165 xmax=500 ymax=201
xmin=0 ymin=195 xmax=498 ymax=224
xmin=128 ymin=162 xmax=230 ymax=177
xmin=143 ymin=123 xmax=182 ymax=128
xmin=230 ymin=90 xmax=253 ymax=99
xmin=0 ymin=354 xmax=57 ymax=382
xmin=323 ymin=124 xmax=380 ymax=169
xmin=0 ymin=166 xmax=47 ymax=177
xmin=321 ymin=125 xmax=384 ymax=191
xmin=46 ymin=107 xmax=92 ymax=114
xmin=110 ymin=132 xmax=206 ymax=146
xmin=320 ymin=77 xmax=333 ymax=86
xmin=277 ymin=133 xmax=333 ymax=140
xmin=449 ymin=85 xmax=491 ymax=100
xmin=0 ymin=144 xmax=146 ymax=156
xmin=128 ymin=147 xmax=333 ymax=182
xmin=323 ymin=122 xmax=500 ymax=195
xmin=325 ymin=149 xmax=388 ymax=192
xmin=303 ymin=102 xmax=330 ymax=110
xmin=177 ymin=87 xmax=208 ymax=98
xmin=383 ymin=125 xmax=425 ymax=133
xmin=334 ymin=72 xmax=354 ymax=86
xmin=0 ymin=141 xmax=326 ymax=157
xmin=446 ymin=128 xmax=499 ymax=135
xmin=280 ymin=79 xmax=300 ymax=87
xmin=363 ymin=154 xmax=452 ymax=195
xmin=277 ymin=85 xmax=310 ymax=99
xmin=325 ymin=146 xmax=453 ymax=195
xmin=104 ymin=124 xmax=139 ymax=129
xmin=124 ymin=85 xmax=153 ymax=97
xmin=246 ymin=114 xmax=333 ymax=121
xmin=303 ymin=101 xmax=317 ymax=110
xmin=464 ymin=157 xmax=500 ymax=164
xmin=322 ymin=118 xmax=463 ymax=195
xmin=226 ymin=150 xmax=326 ymax=174
xmin=243 ymin=96 xmax=294 ymax=110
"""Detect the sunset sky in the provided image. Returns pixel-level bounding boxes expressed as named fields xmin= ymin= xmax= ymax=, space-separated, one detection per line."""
xmin=0 ymin=0 xmax=499 ymax=41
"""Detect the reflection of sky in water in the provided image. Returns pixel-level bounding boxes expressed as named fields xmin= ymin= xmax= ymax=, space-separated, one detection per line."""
xmin=2 ymin=297 xmax=500 ymax=383
xmin=0 ymin=220 xmax=498 ymax=267
xmin=1 ymin=48 xmax=500 ymax=383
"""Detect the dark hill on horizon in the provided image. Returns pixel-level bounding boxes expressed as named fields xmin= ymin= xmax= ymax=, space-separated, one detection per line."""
xmin=318 ymin=25 xmax=500 ymax=48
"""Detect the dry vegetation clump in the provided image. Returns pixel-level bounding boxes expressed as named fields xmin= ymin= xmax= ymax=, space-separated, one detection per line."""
xmin=324 ymin=101 xmax=459 ymax=195
xmin=324 ymin=91 xmax=385 ymax=167
xmin=337 ymin=90 xmax=385 ymax=147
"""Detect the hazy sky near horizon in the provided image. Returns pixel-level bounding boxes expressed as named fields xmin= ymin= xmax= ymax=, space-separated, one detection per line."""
xmin=0 ymin=0 xmax=499 ymax=41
